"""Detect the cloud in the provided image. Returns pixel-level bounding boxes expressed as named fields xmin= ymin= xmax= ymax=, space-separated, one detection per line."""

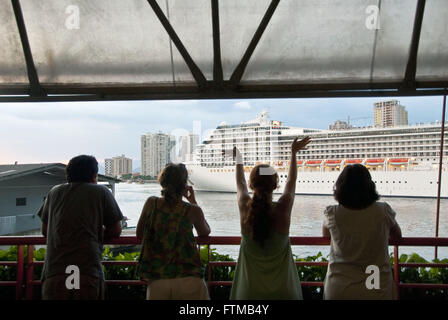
xmin=233 ymin=101 xmax=252 ymax=110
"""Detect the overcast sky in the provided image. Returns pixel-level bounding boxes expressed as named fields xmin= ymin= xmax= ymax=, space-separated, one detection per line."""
xmin=0 ymin=95 xmax=444 ymax=165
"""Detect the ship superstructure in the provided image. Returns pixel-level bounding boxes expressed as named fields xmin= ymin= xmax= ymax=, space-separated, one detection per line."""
xmin=188 ymin=112 xmax=447 ymax=198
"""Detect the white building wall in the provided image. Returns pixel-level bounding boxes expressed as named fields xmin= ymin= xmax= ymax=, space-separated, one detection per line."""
xmin=0 ymin=172 xmax=64 ymax=235
xmin=141 ymin=133 xmax=175 ymax=177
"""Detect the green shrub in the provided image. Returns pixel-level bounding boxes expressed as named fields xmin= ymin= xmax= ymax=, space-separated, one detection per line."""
xmin=295 ymin=252 xmax=328 ymax=300
xmin=0 ymin=246 xmax=446 ymax=300
xmin=393 ymin=253 xmax=448 ymax=300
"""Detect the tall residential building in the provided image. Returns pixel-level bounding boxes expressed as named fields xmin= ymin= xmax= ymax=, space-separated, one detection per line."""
xmin=178 ymin=133 xmax=199 ymax=162
xmin=105 ymin=158 xmax=113 ymax=177
xmin=141 ymin=132 xmax=176 ymax=178
xmin=373 ymin=100 xmax=408 ymax=128
xmin=105 ymin=155 xmax=132 ymax=177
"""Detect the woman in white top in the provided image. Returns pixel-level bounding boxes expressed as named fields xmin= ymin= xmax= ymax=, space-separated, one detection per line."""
xmin=322 ymin=164 xmax=402 ymax=300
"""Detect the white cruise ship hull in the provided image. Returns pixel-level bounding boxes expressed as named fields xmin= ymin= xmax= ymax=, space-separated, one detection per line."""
xmin=188 ymin=165 xmax=447 ymax=198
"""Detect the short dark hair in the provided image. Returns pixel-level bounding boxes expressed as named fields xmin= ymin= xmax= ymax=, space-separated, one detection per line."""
xmin=333 ymin=164 xmax=379 ymax=209
xmin=66 ymin=155 xmax=98 ymax=183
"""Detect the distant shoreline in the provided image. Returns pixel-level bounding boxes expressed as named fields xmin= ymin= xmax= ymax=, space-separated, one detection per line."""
xmin=124 ymin=180 xmax=158 ymax=184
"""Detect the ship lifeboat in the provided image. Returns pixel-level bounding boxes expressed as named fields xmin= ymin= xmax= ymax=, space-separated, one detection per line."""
xmin=365 ymin=158 xmax=386 ymax=165
xmin=296 ymin=160 xmax=303 ymax=166
xmin=388 ymin=158 xmax=409 ymax=165
xmin=345 ymin=159 xmax=363 ymax=164
xmin=305 ymin=160 xmax=323 ymax=167
xmin=325 ymin=160 xmax=342 ymax=166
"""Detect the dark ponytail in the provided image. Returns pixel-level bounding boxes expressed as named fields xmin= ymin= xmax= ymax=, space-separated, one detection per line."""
xmin=245 ymin=189 xmax=273 ymax=247
xmin=244 ymin=164 xmax=278 ymax=247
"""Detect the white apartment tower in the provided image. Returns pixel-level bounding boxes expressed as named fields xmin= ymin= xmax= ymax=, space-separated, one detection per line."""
xmin=141 ymin=132 xmax=176 ymax=177
xmin=374 ymin=100 xmax=408 ymax=128
xmin=105 ymin=155 xmax=132 ymax=177
xmin=178 ymin=133 xmax=199 ymax=162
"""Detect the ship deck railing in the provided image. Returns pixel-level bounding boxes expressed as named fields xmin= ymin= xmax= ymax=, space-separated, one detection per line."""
xmin=1 ymin=236 xmax=448 ymax=300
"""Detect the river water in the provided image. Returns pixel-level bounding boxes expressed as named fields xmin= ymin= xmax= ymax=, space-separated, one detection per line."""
xmin=115 ymin=182 xmax=448 ymax=260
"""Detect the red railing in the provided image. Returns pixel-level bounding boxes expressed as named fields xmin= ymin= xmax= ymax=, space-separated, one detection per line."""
xmin=1 ymin=236 xmax=448 ymax=300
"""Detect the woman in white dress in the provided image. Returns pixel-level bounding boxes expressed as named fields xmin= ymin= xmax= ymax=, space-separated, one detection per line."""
xmin=322 ymin=164 xmax=402 ymax=300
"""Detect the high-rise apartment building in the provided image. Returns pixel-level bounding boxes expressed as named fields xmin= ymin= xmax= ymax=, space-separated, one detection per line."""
xmin=141 ymin=132 xmax=176 ymax=178
xmin=374 ymin=100 xmax=408 ymax=128
xmin=105 ymin=155 xmax=132 ymax=178
xmin=178 ymin=133 xmax=199 ymax=162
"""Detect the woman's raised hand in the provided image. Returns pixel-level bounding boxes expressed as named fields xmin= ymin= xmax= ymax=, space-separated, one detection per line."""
xmin=233 ymin=146 xmax=243 ymax=164
xmin=292 ymin=136 xmax=311 ymax=154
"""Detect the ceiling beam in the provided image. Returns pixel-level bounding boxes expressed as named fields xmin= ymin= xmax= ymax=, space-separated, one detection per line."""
xmin=1 ymin=83 xmax=447 ymax=103
xmin=402 ymin=0 xmax=426 ymax=90
xmin=211 ymin=0 xmax=223 ymax=87
xmin=228 ymin=0 xmax=280 ymax=87
xmin=146 ymin=0 xmax=207 ymax=89
xmin=11 ymin=0 xmax=46 ymax=97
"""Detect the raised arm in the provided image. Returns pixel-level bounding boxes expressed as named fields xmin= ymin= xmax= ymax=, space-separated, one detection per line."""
xmin=234 ymin=146 xmax=250 ymax=208
xmin=278 ymin=136 xmax=311 ymax=209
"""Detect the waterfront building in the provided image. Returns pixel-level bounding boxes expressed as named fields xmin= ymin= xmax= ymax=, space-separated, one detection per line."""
xmin=141 ymin=132 xmax=176 ymax=178
xmin=105 ymin=155 xmax=132 ymax=178
xmin=0 ymin=163 xmax=118 ymax=235
xmin=374 ymin=100 xmax=408 ymax=128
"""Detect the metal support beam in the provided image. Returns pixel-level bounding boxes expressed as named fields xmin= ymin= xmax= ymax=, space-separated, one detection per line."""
xmin=402 ymin=0 xmax=426 ymax=90
xmin=11 ymin=0 xmax=45 ymax=97
xmin=435 ymin=92 xmax=447 ymax=260
xmin=229 ymin=0 xmax=280 ymax=86
xmin=211 ymin=0 xmax=223 ymax=86
xmin=147 ymin=0 xmax=207 ymax=89
xmin=2 ymin=83 xmax=448 ymax=103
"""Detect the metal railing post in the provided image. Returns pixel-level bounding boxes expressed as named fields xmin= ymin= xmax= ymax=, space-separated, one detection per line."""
xmin=435 ymin=93 xmax=447 ymax=259
xmin=15 ymin=245 xmax=24 ymax=300
xmin=394 ymin=245 xmax=400 ymax=300
xmin=207 ymin=243 xmax=211 ymax=295
xmin=26 ymin=245 xmax=34 ymax=300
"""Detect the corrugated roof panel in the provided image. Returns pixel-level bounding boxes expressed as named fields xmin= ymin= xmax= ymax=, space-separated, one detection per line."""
xmin=241 ymin=0 xmax=418 ymax=83
xmin=20 ymin=0 xmax=180 ymax=84
xmin=0 ymin=0 xmax=28 ymax=84
xmin=416 ymin=0 xmax=448 ymax=81
xmin=165 ymin=0 xmax=213 ymax=81
xmin=219 ymin=0 xmax=272 ymax=80
xmin=369 ymin=0 xmax=417 ymax=82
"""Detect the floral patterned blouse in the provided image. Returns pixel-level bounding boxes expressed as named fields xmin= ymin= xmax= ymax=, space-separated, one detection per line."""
xmin=137 ymin=197 xmax=203 ymax=281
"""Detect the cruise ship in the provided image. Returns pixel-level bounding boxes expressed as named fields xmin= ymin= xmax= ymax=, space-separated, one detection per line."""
xmin=187 ymin=112 xmax=448 ymax=198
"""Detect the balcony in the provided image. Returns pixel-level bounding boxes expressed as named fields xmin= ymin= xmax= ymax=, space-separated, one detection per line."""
xmin=1 ymin=236 xmax=447 ymax=300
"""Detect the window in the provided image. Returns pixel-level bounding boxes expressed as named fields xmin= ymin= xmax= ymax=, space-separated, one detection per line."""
xmin=16 ymin=198 xmax=27 ymax=206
